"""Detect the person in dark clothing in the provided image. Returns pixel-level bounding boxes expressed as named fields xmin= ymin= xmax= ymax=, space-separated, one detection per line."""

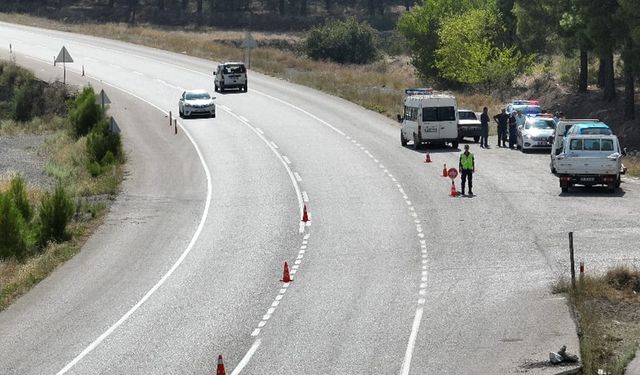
xmin=493 ymin=109 xmax=509 ymax=147
xmin=459 ymin=144 xmax=475 ymax=196
xmin=480 ymin=107 xmax=489 ymax=148
xmin=508 ymin=112 xmax=517 ymax=149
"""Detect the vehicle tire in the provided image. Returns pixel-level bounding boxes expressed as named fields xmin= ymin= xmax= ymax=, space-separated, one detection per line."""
xmin=521 ymin=147 xmax=528 ymax=154
xmin=413 ymin=133 xmax=420 ymax=150
xmin=608 ymin=184 xmax=616 ymax=193
xmin=451 ymin=141 xmax=459 ymax=149
xmin=214 ymin=84 xmax=218 ymax=92
xmin=401 ymin=131 xmax=408 ymax=146
xmin=473 ymin=136 xmax=480 ymax=143
xmin=561 ymin=186 xmax=568 ymax=193
xmin=220 ymin=83 xmax=225 ymax=92
xmin=212 ymin=113 xmax=216 ymax=118
xmin=179 ymin=108 xmax=183 ymax=118
xmin=243 ymin=83 xmax=248 ymax=92
xmin=615 ymin=178 xmax=621 ymax=188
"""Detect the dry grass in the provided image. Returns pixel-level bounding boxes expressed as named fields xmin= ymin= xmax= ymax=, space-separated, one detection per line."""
xmin=624 ymin=156 xmax=640 ymax=177
xmin=566 ymin=267 xmax=640 ymax=375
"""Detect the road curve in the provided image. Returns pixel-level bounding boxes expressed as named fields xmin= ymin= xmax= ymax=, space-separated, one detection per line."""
xmin=1 ymin=21 xmax=639 ymax=374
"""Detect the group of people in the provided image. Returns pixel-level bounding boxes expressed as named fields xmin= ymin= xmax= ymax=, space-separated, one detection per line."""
xmin=477 ymin=107 xmax=526 ymax=149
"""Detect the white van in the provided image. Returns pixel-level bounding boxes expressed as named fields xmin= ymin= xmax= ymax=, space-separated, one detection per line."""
xmin=399 ymin=89 xmax=459 ymax=149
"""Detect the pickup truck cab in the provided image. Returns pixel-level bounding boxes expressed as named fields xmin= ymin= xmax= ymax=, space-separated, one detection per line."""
xmin=555 ymin=134 xmax=623 ymax=193
xmin=550 ymin=119 xmax=603 ymax=173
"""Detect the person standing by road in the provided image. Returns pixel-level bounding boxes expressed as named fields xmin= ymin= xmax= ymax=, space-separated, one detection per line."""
xmin=480 ymin=107 xmax=489 ymax=148
xmin=459 ymin=144 xmax=475 ymax=196
xmin=493 ymin=109 xmax=509 ymax=148
xmin=508 ymin=112 xmax=518 ymax=149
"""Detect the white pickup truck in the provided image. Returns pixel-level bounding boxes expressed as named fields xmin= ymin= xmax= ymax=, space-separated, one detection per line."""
xmin=555 ymin=134 xmax=624 ymax=193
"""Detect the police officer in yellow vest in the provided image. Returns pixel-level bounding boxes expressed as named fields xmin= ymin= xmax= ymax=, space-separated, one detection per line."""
xmin=459 ymin=144 xmax=475 ymax=196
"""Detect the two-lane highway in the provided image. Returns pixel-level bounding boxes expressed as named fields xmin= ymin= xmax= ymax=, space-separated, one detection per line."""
xmin=2 ymin=21 xmax=638 ymax=374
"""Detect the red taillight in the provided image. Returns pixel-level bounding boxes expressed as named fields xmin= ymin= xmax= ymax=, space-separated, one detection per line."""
xmin=560 ymin=176 xmax=571 ymax=182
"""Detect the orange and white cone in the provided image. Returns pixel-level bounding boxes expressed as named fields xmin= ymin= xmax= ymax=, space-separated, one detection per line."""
xmin=281 ymin=261 xmax=293 ymax=282
xmin=442 ymin=164 xmax=448 ymax=177
xmin=450 ymin=181 xmax=458 ymax=197
xmin=424 ymin=153 xmax=432 ymax=163
xmin=302 ymin=205 xmax=309 ymax=222
xmin=216 ymin=355 xmax=226 ymax=375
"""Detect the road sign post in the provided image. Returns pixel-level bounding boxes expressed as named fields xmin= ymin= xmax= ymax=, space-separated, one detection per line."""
xmin=240 ymin=31 xmax=257 ymax=69
xmin=55 ymin=46 xmax=74 ymax=84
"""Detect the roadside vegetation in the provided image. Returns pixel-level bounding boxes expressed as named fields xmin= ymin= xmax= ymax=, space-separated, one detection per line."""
xmin=0 ymin=61 xmax=123 ymax=311
xmin=0 ymin=1 xmax=639 ymax=366
xmin=555 ymin=268 xmax=640 ymax=374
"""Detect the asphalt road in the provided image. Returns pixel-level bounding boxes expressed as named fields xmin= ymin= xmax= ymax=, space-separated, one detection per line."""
xmin=1 ymin=21 xmax=639 ymax=374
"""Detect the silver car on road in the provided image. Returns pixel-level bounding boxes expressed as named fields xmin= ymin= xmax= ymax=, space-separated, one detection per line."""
xmin=179 ymin=90 xmax=216 ymax=118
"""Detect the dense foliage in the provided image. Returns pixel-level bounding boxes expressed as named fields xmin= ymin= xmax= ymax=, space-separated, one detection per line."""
xmin=70 ymin=86 xmax=103 ymax=137
xmin=399 ymin=0 xmax=640 ymax=119
xmin=304 ymin=18 xmax=378 ymax=64
xmin=38 ymin=184 xmax=75 ymax=245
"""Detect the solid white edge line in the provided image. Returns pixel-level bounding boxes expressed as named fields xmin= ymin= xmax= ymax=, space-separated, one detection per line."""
xmin=48 ymin=66 xmax=213 ymax=374
xmin=230 ymin=339 xmax=262 ymax=375
xmin=400 ymin=307 xmax=424 ymax=375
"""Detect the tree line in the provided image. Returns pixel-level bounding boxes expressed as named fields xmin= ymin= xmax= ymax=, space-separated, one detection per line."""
xmin=398 ymin=0 xmax=640 ymax=120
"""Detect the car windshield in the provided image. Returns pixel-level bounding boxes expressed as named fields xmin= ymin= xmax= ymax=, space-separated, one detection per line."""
xmin=223 ymin=64 xmax=246 ymax=74
xmin=531 ymin=119 xmax=555 ymax=129
xmin=186 ymin=92 xmax=210 ymax=100
xmin=458 ymin=111 xmax=476 ymax=120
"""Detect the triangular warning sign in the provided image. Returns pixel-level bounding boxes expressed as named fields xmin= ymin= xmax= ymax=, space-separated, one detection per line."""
xmin=240 ymin=32 xmax=257 ymax=49
xmin=55 ymin=46 xmax=74 ymax=64
xmin=95 ymin=89 xmax=111 ymax=106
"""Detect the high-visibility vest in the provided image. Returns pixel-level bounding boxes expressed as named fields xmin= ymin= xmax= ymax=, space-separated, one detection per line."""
xmin=460 ymin=152 xmax=474 ymax=170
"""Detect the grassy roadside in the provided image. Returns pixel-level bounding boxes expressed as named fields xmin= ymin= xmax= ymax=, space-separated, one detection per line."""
xmin=0 ymin=121 xmax=123 ymax=312
xmin=555 ymin=268 xmax=640 ymax=374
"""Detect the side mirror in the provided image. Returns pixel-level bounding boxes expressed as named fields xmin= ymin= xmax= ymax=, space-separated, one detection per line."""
xmin=396 ymin=114 xmax=403 ymax=123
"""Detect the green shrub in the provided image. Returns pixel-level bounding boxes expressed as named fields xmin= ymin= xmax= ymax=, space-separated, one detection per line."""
xmin=69 ymin=86 xmax=102 ymax=137
xmin=8 ymin=175 xmax=32 ymax=223
xmin=38 ymin=184 xmax=75 ymax=244
xmin=304 ymin=18 xmax=378 ymax=64
xmin=0 ymin=192 xmax=28 ymax=260
xmin=86 ymin=119 xmax=121 ymax=166
xmin=12 ymin=81 xmax=36 ymax=122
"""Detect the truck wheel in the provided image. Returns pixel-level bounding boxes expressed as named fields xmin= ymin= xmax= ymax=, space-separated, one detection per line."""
xmin=401 ymin=131 xmax=408 ymax=146
xmin=561 ymin=186 xmax=568 ymax=193
xmin=615 ymin=179 xmax=621 ymax=188
xmin=413 ymin=134 xmax=420 ymax=150
xmin=473 ymin=136 xmax=480 ymax=143
xmin=451 ymin=141 xmax=459 ymax=149
xmin=608 ymin=184 xmax=616 ymax=193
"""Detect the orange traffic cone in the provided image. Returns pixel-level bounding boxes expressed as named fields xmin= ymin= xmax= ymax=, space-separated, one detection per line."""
xmin=450 ymin=181 xmax=458 ymax=197
xmin=281 ymin=261 xmax=293 ymax=282
xmin=302 ymin=205 xmax=309 ymax=222
xmin=442 ymin=164 xmax=448 ymax=177
xmin=424 ymin=153 xmax=432 ymax=163
xmin=216 ymin=355 xmax=226 ymax=375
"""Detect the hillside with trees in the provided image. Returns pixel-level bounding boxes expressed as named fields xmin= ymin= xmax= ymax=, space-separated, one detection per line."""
xmin=1 ymin=0 xmax=638 ymax=145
